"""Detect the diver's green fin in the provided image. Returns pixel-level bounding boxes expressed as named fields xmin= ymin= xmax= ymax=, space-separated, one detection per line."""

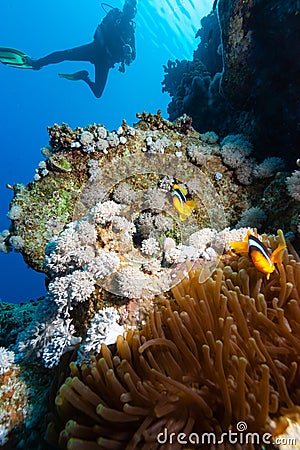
xmin=58 ymin=70 xmax=89 ymax=81
xmin=0 ymin=47 xmax=34 ymax=69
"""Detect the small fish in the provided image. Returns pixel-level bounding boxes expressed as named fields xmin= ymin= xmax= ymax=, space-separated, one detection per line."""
xmin=172 ymin=184 xmax=196 ymax=221
xmin=230 ymin=231 xmax=286 ymax=279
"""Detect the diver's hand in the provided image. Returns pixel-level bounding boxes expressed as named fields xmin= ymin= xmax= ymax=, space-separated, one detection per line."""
xmin=123 ymin=44 xmax=133 ymax=65
xmin=118 ymin=62 xmax=125 ymax=72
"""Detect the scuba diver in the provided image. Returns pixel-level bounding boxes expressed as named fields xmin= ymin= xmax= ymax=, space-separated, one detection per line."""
xmin=0 ymin=0 xmax=137 ymax=98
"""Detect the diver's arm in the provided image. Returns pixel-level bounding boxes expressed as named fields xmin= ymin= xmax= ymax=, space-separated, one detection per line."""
xmin=124 ymin=27 xmax=136 ymax=64
xmin=129 ymin=30 xmax=136 ymax=61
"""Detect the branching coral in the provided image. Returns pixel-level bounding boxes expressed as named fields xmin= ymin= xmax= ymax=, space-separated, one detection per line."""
xmin=0 ymin=229 xmax=11 ymax=254
xmin=17 ymin=308 xmax=82 ymax=369
xmin=0 ymin=347 xmax=15 ymax=375
xmin=253 ymin=157 xmax=285 ymax=179
xmin=236 ymin=206 xmax=267 ymax=229
xmin=77 ymin=307 xmax=124 ymax=364
xmin=49 ymin=231 xmax=300 ymax=449
xmin=286 ymin=170 xmax=300 ymax=202
xmin=6 ymin=113 xmax=295 ymax=272
xmin=0 ymin=363 xmax=30 ymax=446
xmin=220 ymin=135 xmax=286 ymax=186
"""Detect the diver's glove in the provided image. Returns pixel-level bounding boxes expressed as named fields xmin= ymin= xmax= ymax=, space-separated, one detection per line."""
xmin=118 ymin=62 xmax=125 ymax=73
xmin=123 ymin=44 xmax=133 ymax=66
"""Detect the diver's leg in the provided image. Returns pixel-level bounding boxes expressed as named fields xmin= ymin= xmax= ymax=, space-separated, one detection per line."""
xmin=32 ymin=42 xmax=96 ymax=69
xmin=81 ymin=63 xmax=110 ymax=98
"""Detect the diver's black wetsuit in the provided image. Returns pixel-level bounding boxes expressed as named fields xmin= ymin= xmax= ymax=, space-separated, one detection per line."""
xmin=33 ymin=3 xmax=136 ymax=98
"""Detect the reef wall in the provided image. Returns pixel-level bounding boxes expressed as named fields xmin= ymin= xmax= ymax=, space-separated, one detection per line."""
xmin=162 ymin=0 xmax=300 ymax=166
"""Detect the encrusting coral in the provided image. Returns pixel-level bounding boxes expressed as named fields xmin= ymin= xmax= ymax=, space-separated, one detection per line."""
xmin=0 ymin=364 xmax=30 ymax=447
xmin=48 ymin=230 xmax=300 ymax=449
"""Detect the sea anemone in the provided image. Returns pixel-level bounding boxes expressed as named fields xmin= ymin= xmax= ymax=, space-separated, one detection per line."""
xmin=49 ymin=231 xmax=300 ymax=449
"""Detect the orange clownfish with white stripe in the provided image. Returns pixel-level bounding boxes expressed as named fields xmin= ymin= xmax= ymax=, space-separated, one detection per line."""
xmin=172 ymin=184 xmax=196 ymax=221
xmin=230 ymin=231 xmax=286 ymax=279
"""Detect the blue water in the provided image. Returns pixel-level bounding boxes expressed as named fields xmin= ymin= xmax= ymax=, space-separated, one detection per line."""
xmin=0 ymin=0 xmax=213 ymax=303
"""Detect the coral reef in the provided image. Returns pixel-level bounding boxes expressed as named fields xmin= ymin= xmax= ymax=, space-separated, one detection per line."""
xmin=2 ymin=113 xmax=296 ymax=278
xmin=218 ymin=0 xmax=300 ymax=162
xmin=0 ymin=230 xmax=10 ymax=254
xmin=76 ymin=307 xmax=124 ymax=364
xmin=236 ymin=206 xmax=267 ymax=230
xmin=47 ymin=230 xmax=300 ymax=449
xmin=220 ymin=134 xmax=255 ymax=185
xmin=1 ymin=111 xmax=300 ymax=448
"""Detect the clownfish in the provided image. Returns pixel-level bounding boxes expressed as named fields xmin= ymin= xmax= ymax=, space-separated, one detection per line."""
xmin=230 ymin=231 xmax=286 ymax=279
xmin=172 ymin=184 xmax=196 ymax=221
